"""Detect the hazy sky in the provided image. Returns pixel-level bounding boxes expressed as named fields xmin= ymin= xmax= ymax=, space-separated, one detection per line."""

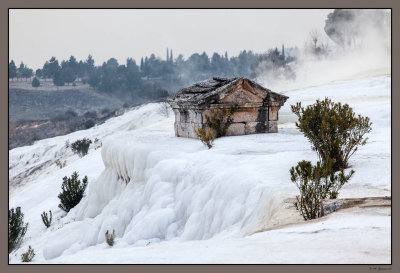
xmin=9 ymin=9 xmax=332 ymax=70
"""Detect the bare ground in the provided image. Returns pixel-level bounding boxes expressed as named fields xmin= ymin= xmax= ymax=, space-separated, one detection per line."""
xmin=252 ymin=196 xmax=391 ymax=234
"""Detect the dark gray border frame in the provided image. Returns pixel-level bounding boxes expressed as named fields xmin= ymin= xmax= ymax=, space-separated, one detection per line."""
xmin=2 ymin=1 xmax=397 ymax=272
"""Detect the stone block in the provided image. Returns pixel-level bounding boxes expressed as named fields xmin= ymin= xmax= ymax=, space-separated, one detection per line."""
xmin=245 ymin=122 xmax=261 ymax=134
xmin=226 ymin=123 xmax=246 ymax=136
xmin=232 ymin=109 xmax=258 ymax=123
xmin=268 ymin=121 xmax=278 ymax=132
xmin=269 ymin=106 xmax=279 ymax=121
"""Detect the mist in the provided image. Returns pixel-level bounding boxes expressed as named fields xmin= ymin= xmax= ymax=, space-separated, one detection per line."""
xmin=255 ymin=9 xmax=391 ymax=92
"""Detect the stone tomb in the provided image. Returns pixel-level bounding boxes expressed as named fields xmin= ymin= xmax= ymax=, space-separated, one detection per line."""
xmin=167 ymin=77 xmax=288 ymax=138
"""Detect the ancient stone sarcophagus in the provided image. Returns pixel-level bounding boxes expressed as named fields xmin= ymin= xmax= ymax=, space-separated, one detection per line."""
xmin=167 ymin=77 xmax=288 ymax=138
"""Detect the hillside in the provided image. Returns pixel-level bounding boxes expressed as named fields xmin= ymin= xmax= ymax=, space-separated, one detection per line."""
xmin=8 ymin=74 xmax=391 ymax=263
xmin=9 ymin=81 xmax=123 ymax=122
xmin=8 ymin=80 xmax=128 ymax=149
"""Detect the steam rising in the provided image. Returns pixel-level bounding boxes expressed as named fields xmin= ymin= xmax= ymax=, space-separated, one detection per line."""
xmin=257 ymin=9 xmax=391 ymax=92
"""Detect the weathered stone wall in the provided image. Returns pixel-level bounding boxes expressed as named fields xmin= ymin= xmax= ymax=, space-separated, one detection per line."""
xmin=173 ymin=105 xmax=279 ymax=138
xmin=169 ymin=78 xmax=288 ymax=138
xmin=173 ymin=109 xmax=204 ymax=138
xmin=267 ymin=106 xmax=280 ymax=133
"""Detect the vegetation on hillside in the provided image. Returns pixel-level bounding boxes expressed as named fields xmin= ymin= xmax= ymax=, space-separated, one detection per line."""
xmin=58 ymin=171 xmax=88 ymax=213
xmin=9 ymin=207 xmax=28 ymax=253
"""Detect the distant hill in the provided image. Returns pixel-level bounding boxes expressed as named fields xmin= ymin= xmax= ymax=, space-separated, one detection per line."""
xmin=9 ymin=80 xmax=123 ymax=122
xmin=8 ymin=80 xmax=130 ymax=149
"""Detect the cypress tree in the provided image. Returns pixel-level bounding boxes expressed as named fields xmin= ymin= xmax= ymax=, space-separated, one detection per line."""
xmin=166 ymin=48 xmax=169 ymax=62
xmin=140 ymin=57 xmax=144 ymax=71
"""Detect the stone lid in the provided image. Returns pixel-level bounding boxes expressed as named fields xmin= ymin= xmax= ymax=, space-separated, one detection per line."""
xmin=168 ymin=77 xmax=288 ymax=106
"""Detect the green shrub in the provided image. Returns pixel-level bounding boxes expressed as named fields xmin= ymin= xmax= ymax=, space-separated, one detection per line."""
xmin=9 ymin=207 xmax=28 ymax=253
xmin=41 ymin=210 xmax=52 ymax=228
xmin=55 ymin=159 xmax=66 ymax=169
xmin=291 ymin=98 xmax=372 ymax=171
xmin=21 ymin=246 xmax=35 ymax=262
xmin=195 ymin=128 xmax=215 ymax=149
xmin=94 ymin=137 xmax=102 ymax=150
xmin=58 ymin=172 xmax=88 ymax=212
xmin=84 ymin=119 xmax=95 ymax=129
xmin=31 ymin=77 xmax=40 ymax=88
xmin=71 ymin=138 xmax=92 ymax=157
xmin=205 ymin=105 xmax=238 ymax=138
xmin=290 ymin=159 xmax=354 ymax=220
xmin=105 ymin=229 xmax=115 ymax=246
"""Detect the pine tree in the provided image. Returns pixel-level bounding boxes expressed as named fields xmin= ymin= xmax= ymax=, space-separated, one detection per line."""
xmin=48 ymin=57 xmax=60 ymax=79
xmin=140 ymin=57 xmax=144 ymax=71
xmin=53 ymin=70 xmax=65 ymax=88
xmin=58 ymin=172 xmax=88 ymax=212
xmin=9 ymin=207 xmax=28 ymax=253
xmin=22 ymin=66 xmax=34 ymax=80
xmin=61 ymin=67 xmax=76 ymax=85
xmin=17 ymin=62 xmax=25 ymax=80
xmin=9 ymin=60 xmax=17 ymax=80
xmin=85 ymin=55 xmax=95 ymax=74
xmin=35 ymin=69 xmax=43 ymax=78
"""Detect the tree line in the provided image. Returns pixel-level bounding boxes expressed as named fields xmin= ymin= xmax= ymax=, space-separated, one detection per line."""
xmin=9 ymin=9 xmax=390 ymax=97
xmin=8 ymin=61 xmax=33 ymax=81
xmin=8 ymin=47 xmax=293 ymax=102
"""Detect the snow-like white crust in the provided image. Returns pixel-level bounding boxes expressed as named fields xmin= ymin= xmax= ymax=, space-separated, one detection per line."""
xmin=9 ymin=76 xmax=391 ymax=263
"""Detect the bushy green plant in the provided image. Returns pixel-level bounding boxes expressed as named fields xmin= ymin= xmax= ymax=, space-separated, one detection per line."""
xmin=41 ymin=210 xmax=52 ymax=228
xmin=58 ymin=172 xmax=88 ymax=212
xmin=21 ymin=246 xmax=35 ymax=262
xmin=205 ymin=105 xmax=238 ymax=138
xmin=94 ymin=137 xmax=102 ymax=150
xmin=290 ymin=159 xmax=354 ymax=220
xmin=55 ymin=159 xmax=66 ymax=169
xmin=195 ymin=128 xmax=215 ymax=149
xmin=105 ymin=229 xmax=115 ymax=246
xmin=84 ymin=119 xmax=95 ymax=129
xmin=9 ymin=207 xmax=28 ymax=253
xmin=291 ymin=98 xmax=372 ymax=171
xmin=71 ymin=138 xmax=92 ymax=157
xmin=31 ymin=77 xmax=40 ymax=88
